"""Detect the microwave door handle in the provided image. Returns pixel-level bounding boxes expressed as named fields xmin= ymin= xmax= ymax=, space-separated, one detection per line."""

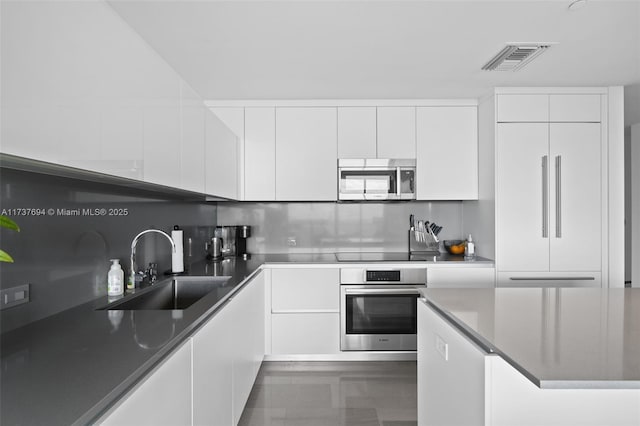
xmin=396 ymin=167 xmax=401 ymax=196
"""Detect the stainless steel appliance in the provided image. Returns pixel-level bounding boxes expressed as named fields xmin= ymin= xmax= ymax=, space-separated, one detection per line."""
xmin=340 ymin=268 xmax=426 ymax=351
xmin=215 ymin=225 xmax=252 ymax=259
xmin=205 ymin=237 xmax=223 ymax=261
xmin=338 ymin=159 xmax=416 ymax=201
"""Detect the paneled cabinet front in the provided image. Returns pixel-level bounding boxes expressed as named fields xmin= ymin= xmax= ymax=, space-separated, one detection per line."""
xmin=269 ymin=268 xmax=340 ymax=355
xmin=495 ymin=90 xmax=605 ymax=288
xmin=193 ymin=273 xmax=265 ymax=426
xmin=205 ymin=112 xmax=239 ymax=200
xmin=416 ymin=106 xmax=478 ymax=200
xmin=99 ymin=341 xmax=192 ymax=426
xmin=275 ymin=108 xmax=338 ymax=201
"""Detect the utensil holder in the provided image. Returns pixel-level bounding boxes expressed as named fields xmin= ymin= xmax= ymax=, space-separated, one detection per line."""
xmin=408 ymin=229 xmax=439 ymax=255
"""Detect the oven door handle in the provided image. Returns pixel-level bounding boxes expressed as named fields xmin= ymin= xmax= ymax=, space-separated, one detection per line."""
xmin=344 ymin=288 xmax=423 ymax=295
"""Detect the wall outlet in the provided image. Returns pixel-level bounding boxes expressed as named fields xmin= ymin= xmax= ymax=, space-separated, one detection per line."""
xmin=435 ymin=334 xmax=449 ymax=361
xmin=1 ymin=284 xmax=30 ymax=310
xmin=286 ymin=237 xmax=297 ymax=247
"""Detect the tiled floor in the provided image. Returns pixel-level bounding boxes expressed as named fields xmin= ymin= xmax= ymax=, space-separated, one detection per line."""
xmin=238 ymin=361 xmax=417 ymax=426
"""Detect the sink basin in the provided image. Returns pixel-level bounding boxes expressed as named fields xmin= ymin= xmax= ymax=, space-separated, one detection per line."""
xmin=98 ymin=276 xmax=232 ymax=310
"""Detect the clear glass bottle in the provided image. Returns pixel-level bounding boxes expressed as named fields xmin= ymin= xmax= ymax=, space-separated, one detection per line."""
xmin=464 ymin=234 xmax=476 ymax=261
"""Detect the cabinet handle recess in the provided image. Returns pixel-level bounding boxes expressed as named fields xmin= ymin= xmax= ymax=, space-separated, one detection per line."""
xmin=509 ymin=277 xmax=595 ymax=281
xmin=555 ymin=155 xmax=562 ymax=238
xmin=542 ymin=155 xmax=548 ymax=238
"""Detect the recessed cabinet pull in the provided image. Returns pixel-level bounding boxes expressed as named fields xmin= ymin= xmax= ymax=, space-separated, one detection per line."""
xmin=555 ymin=155 xmax=562 ymax=238
xmin=542 ymin=155 xmax=548 ymax=238
xmin=509 ymin=276 xmax=595 ymax=281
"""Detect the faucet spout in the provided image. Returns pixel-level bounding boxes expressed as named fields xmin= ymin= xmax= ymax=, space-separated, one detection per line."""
xmin=130 ymin=229 xmax=177 ymax=288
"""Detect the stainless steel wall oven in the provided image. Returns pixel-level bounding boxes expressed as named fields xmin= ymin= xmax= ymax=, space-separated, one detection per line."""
xmin=340 ymin=268 xmax=426 ymax=351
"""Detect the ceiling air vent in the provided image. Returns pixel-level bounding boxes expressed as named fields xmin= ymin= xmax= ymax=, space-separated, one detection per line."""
xmin=482 ymin=44 xmax=551 ymax=71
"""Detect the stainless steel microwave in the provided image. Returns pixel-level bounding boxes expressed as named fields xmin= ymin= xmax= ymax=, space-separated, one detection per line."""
xmin=338 ymin=159 xmax=416 ymax=201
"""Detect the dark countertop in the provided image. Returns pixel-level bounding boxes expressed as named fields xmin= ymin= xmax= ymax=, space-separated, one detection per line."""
xmin=1 ymin=252 xmax=494 ymax=425
xmin=423 ymin=288 xmax=640 ymax=389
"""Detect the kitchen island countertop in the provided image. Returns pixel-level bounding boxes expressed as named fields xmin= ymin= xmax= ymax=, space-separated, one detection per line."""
xmin=423 ymin=287 xmax=640 ymax=389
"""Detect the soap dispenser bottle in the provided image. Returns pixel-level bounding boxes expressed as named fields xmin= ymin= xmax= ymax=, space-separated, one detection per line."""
xmin=107 ymin=259 xmax=125 ymax=296
xmin=464 ymin=234 xmax=476 ymax=261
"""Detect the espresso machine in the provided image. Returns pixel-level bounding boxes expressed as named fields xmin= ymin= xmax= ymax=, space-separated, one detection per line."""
xmin=213 ymin=225 xmax=252 ymax=259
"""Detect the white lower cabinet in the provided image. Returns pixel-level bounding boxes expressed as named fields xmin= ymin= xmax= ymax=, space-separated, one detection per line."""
xmin=268 ymin=268 xmax=340 ymax=356
xmin=99 ymin=341 xmax=192 ymax=426
xmin=192 ymin=301 xmax=235 ymax=426
xmin=271 ymin=313 xmax=340 ymax=355
xmin=418 ymin=300 xmax=486 ymax=426
xmin=193 ymin=272 xmax=265 ymax=426
xmin=418 ymin=300 xmax=640 ymax=426
xmin=427 ymin=267 xmax=495 ymax=288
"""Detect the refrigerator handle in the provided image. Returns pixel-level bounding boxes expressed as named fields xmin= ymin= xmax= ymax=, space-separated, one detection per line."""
xmin=542 ymin=155 xmax=548 ymax=238
xmin=396 ymin=167 xmax=401 ymax=196
xmin=555 ymin=155 xmax=562 ymax=238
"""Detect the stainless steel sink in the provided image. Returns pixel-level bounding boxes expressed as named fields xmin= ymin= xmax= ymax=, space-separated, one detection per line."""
xmin=98 ymin=276 xmax=232 ymax=310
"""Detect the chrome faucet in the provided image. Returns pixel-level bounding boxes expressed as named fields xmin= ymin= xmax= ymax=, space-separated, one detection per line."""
xmin=130 ymin=229 xmax=176 ymax=288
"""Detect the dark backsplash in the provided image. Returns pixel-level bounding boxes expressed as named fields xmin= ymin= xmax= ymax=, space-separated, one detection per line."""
xmin=0 ymin=168 xmax=217 ymax=333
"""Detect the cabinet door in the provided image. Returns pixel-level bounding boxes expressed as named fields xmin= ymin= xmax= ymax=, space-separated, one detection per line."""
xmin=100 ymin=341 xmax=192 ymax=426
xmin=271 ymin=268 xmax=339 ymax=312
xmin=143 ymin=105 xmax=182 ymax=188
xmin=427 ymin=267 xmax=495 ymax=288
xmin=496 ymin=123 xmax=550 ymax=272
xmin=271 ymin=313 xmax=340 ymax=355
xmin=245 ymin=107 xmax=276 ymax=201
xmin=549 ymin=123 xmax=602 ymax=272
xmin=496 ymin=94 xmax=548 ymax=122
xmin=226 ymin=276 xmax=265 ymax=424
xmin=180 ymin=82 xmax=206 ymax=193
xmin=417 ymin=301 xmax=486 ymax=426
xmin=205 ymin=112 xmax=239 ymax=199
xmin=416 ymin=106 xmax=478 ymax=200
xmin=337 ymin=107 xmax=377 ymax=158
xmin=275 ymin=107 xmax=337 ymax=201
xmin=192 ymin=304 xmax=234 ymax=426
xmin=376 ymin=107 xmax=416 ymax=159
xmin=549 ymin=94 xmax=601 ymax=123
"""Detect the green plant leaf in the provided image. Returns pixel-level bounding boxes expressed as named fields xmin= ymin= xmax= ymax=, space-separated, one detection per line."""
xmin=0 ymin=249 xmax=14 ymax=263
xmin=0 ymin=215 xmax=20 ymax=232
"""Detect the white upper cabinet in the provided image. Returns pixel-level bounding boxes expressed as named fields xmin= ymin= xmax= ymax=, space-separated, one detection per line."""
xmin=275 ymin=107 xmax=338 ymax=201
xmin=549 ymin=94 xmax=601 ymax=122
xmin=337 ymin=107 xmax=377 ymax=158
xmin=179 ymin=82 xmax=206 ymax=194
xmin=497 ymin=93 xmax=602 ymax=123
xmin=377 ymin=107 xmax=416 ymax=158
xmin=245 ymin=107 xmax=276 ymax=201
xmin=496 ymin=94 xmax=549 ymax=122
xmin=205 ymin=112 xmax=239 ymax=199
xmin=143 ymin=102 xmax=182 ymax=188
xmin=416 ymin=106 xmax=478 ymax=200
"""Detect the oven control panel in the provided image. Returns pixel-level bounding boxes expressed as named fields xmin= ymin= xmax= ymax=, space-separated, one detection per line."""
xmin=366 ymin=270 xmax=401 ymax=282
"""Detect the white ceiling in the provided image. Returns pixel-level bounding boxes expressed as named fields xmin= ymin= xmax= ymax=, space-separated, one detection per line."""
xmin=108 ymin=0 xmax=640 ymax=123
